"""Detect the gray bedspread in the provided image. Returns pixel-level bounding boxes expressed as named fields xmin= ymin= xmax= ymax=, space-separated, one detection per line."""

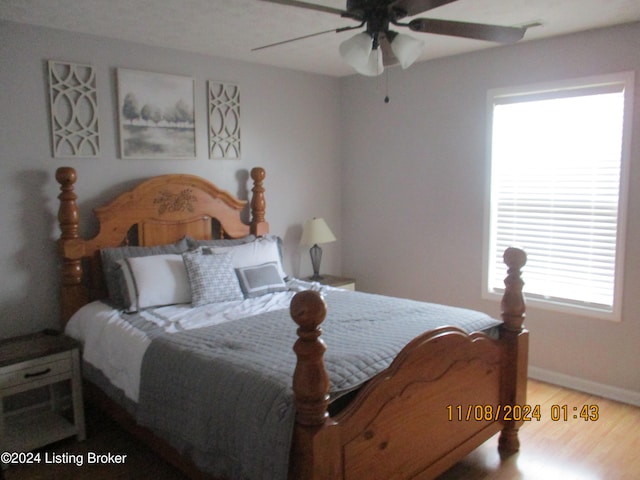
xmin=137 ymin=290 xmax=501 ymax=480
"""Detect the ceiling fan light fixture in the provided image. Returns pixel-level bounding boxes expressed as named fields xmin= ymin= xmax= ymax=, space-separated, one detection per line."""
xmin=390 ymin=33 xmax=424 ymax=69
xmin=257 ymin=0 xmax=531 ymax=77
xmin=339 ymin=32 xmax=383 ymax=76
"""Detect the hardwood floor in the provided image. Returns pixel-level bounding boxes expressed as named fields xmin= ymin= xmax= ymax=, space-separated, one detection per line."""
xmin=4 ymin=380 xmax=639 ymax=480
xmin=439 ymin=380 xmax=640 ymax=480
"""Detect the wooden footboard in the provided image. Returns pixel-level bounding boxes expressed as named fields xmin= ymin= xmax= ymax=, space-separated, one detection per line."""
xmin=289 ymin=248 xmax=528 ymax=480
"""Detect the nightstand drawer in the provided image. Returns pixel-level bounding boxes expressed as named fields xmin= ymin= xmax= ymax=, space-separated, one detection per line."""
xmin=0 ymin=351 xmax=72 ymax=393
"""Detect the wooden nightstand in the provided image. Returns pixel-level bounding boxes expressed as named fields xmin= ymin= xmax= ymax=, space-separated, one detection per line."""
xmin=0 ymin=332 xmax=85 ymax=456
xmin=305 ymin=274 xmax=356 ymax=291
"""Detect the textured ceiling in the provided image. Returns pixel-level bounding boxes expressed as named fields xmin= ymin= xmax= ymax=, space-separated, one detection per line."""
xmin=1 ymin=0 xmax=640 ymax=76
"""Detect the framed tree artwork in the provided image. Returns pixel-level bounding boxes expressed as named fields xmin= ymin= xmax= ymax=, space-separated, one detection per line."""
xmin=117 ymin=69 xmax=196 ymax=159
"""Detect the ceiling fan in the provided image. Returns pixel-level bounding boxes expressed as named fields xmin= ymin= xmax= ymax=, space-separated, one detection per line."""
xmin=255 ymin=0 xmax=529 ymax=76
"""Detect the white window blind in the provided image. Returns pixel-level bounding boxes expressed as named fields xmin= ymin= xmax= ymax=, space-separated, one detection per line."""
xmin=486 ymin=73 xmax=633 ymax=319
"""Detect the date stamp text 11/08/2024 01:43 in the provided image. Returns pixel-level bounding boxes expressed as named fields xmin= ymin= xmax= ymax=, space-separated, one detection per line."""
xmin=446 ymin=404 xmax=600 ymax=423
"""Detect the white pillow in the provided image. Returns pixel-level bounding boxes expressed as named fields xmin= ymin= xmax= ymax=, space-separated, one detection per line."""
xmin=205 ymin=236 xmax=287 ymax=280
xmin=119 ymin=254 xmax=191 ymax=311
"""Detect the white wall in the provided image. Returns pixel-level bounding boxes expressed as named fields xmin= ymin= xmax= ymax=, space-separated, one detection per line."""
xmin=2 ymin=17 xmax=638 ymax=401
xmin=340 ymin=23 xmax=640 ymax=399
xmin=0 ymin=20 xmax=343 ymax=337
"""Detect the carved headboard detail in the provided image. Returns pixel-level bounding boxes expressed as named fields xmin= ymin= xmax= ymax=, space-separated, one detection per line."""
xmin=56 ymin=166 xmax=269 ymax=324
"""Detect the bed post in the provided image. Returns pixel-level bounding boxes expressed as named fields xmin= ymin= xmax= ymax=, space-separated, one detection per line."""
xmin=250 ymin=167 xmax=269 ymax=236
xmin=56 ymin=167 xmax=88 ymax=325
xmin=498 ymin=247 xmax=528 ymax=456
xmin=289 ymin=291 xmax=338 ymax=480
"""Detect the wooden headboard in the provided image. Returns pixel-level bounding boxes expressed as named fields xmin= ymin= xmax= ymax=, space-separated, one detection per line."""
xmin=56 ymin=166 xmax=269 ymax=325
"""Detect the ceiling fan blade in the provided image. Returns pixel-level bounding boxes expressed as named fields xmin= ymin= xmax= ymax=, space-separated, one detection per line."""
xmin=252 ymin=24 xmax=362 ymax=51
xmin=258 ymin=0 xmax=349 ymax=17
xmin=409 ymin=18 xmax=527 ymax=43
xmin=391 ymin=0 xmax=459 ymax=17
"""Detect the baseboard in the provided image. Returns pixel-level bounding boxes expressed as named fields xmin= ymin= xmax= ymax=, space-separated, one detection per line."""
xmin=528 ymin=366 xmax=640 ymax=407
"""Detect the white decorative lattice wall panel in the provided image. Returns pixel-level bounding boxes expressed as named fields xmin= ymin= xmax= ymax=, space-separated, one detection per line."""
xmin=48 ymin=60 xmax=100 ymax=157
xmin=208 ymin=81 xmax=240 ymax=159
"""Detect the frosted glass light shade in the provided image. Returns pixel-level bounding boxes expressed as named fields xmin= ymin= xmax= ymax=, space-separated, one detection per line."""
xmin=339 ymin=32 xmax=384 ymax=76
xmin=390 ymin=33 xmax=424 ymax=69
xmin=300 ymin=218 xmax=336 ymax=246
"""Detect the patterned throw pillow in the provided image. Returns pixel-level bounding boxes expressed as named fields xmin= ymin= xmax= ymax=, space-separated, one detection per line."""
xmin=182 ymin=250 xmax=244 ymax=307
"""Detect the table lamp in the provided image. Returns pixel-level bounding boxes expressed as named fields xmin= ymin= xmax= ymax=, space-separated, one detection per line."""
xmin=300 ymin=217 xmax=336 ymax=280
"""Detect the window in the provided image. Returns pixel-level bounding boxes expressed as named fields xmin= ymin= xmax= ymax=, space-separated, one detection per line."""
xmin=484 ymin=72 xmax=634 ymax=320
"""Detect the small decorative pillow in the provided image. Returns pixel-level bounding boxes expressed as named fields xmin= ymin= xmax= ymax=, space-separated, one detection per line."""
xmin=235 ymin=262 xmax=288 ymax=298
xmin=182 ymin=250 xmax=244 ymax=307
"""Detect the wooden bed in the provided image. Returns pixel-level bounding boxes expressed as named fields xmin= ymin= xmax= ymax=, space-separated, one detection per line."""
xmin=55 ymin=166 xmax=528 ymax=480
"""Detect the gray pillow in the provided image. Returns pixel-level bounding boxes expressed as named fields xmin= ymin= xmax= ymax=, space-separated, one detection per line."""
xmin=100 ymin=237 xmax=189 ymax=309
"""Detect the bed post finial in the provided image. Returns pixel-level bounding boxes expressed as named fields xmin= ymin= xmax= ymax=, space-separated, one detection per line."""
xmin=290 ymin=290 xmax=330 ymax=426
xmin=501 ymin=247 xmax=527 ymax=332
xmin=56 ymin=167 xmax=79 ymax=240
xmin=499 ymin=246 xmax=528 ymax=456
xmin=56 ymin=167 xmax=87 ymax=325
xmin=250 ymin=167 xmax=269 ymax=236
xmin=289 ymin=290 xmax=334 ymax=479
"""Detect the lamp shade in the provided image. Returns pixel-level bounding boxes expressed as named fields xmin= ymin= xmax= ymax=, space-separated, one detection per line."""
xmin=339 ymin=32 xmax=383 ymax=76
xmin=390 ymin=33 xmax=423 ymax=69
xmin=300 ymin=218 xmax=336 ymax=246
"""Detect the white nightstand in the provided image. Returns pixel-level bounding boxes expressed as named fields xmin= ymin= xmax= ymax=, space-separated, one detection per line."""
xmin=0 ymin=332 xmax=85 ymax=457
xmin=305 ymin=274 xmax=356 ymax=291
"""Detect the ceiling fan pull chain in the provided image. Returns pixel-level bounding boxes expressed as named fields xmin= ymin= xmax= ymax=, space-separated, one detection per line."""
xmin=384 ymin=69 xmax=390 ymax=103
